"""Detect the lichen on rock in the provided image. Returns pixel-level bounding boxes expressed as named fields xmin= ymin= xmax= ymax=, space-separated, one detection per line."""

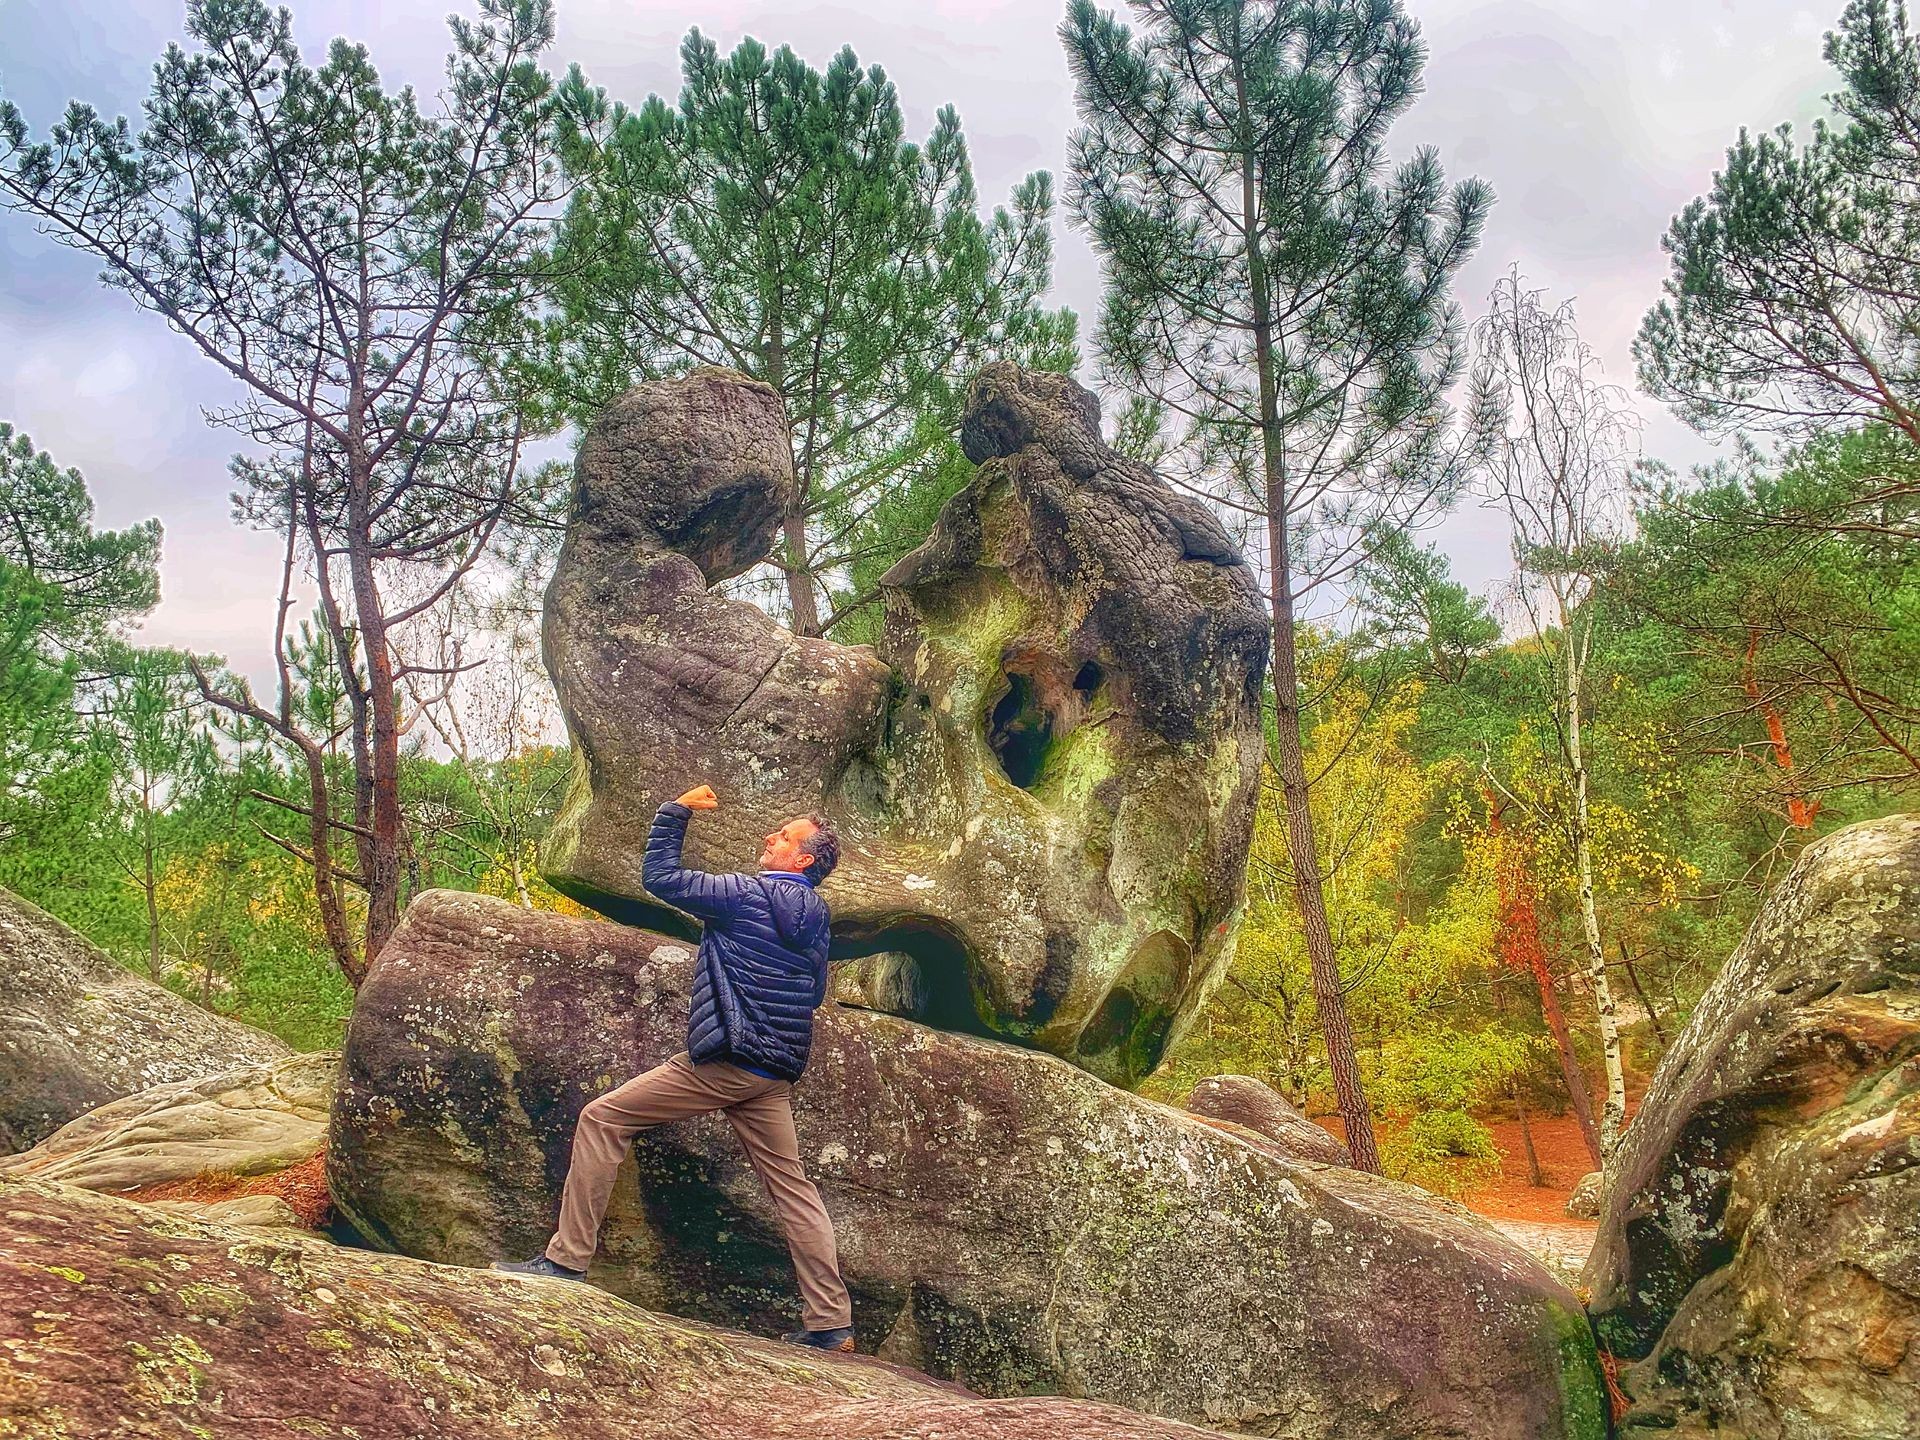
xmin=330 ymin=889 xmax=1607 ymax=1440
xmin=1584 ymin=813 xmax=1920 ymax=1439
xmin=0 ymin=1173 xmax=1241 ymax=1439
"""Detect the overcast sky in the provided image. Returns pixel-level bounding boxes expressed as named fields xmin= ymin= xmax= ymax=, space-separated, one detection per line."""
xmin=0 ymin=0 xmax=1838 ymax=687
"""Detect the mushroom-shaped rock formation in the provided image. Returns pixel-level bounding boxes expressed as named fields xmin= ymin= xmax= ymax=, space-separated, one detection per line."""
xmin=542 ymin=363 xmax=1269 ymax=1086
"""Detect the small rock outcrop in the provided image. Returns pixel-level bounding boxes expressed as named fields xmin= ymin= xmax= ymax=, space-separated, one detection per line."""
xmin=541 ymin=363 xmax=1269 ymax=1086
xmin=1184 ymin=1074 xmax=1353 ymax=1166
xmin=1584 ymin=814 xmax=1920 ymax=1439
xmin=0 ymin=1175 xmax=1237 ymax=1439
xmin=330 ymin=890 xmax=1607 ymax=1440
xmin=0 ymin=885 xmax=289 ymax=1154
xmin=1563 ymin=1171 xmax=1602 ymax=1221
xmin=0 ymin=1050 xmax=333 ymax=1193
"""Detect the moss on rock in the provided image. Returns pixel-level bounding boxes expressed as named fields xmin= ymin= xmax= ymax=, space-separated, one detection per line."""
xmin=332 ymin=891 xmax=1606 ymax=1440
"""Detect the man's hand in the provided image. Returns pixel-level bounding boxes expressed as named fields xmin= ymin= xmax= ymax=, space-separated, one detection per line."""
xmin=675 ymin=784 xmax=719 ymax=810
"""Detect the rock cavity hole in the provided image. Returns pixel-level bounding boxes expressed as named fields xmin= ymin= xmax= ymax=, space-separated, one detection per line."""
xmin=831 ymin=917 xmax=997 ymax=1042
xmin=988 ymin=672 xmax=1053 ymax=789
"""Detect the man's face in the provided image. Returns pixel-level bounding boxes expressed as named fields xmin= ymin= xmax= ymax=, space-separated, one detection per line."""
xmin=759 ymin=817 xmax=818 ymax=875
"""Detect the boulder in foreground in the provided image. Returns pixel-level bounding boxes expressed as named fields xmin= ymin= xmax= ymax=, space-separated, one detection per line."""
xmin=331 ymin=890 xmax=1607 ymax=1440
xmin=0 ymin=885 xmax=289 ymax=1154
xmin=0 ymin=1175 xmax=1234 ymax=1440
xmin=1584 ymin=814 xmax=1920 ymax=1439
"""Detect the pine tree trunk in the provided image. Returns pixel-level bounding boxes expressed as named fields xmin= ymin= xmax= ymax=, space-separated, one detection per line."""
xmin=1619 ymin=941 xmax=1668 ymax=1050
xmin=1538 ymin=955 xmax=1604 ymax=1169
xmin=1512 ymin=1082 xmax=1545 ymax=1188
xmin=347 ymin=462 xmax=404 ymax=964
xmin=1565 ymin=624 xmax=1627 ymax=1154
xmin=1267 ymin=581 xmax=1381 ymax=1173
xmin=299 ymin=738 xmax=364 ymax=986
xmin=763 ymin=321 xmax=821 ymax=637
xmin=142 ymin=787 xmax=161 ymax=983
xmin=1231 ymin=36 xmax=1379 ymax=1173
xmin=1494 ymin=969 xmax=1546 ymax=1186
xmin=782 ymin=508 xmax=820 ymax=635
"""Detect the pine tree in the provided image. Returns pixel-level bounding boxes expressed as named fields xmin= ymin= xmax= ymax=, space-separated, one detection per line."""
xmin=524 ymin=32 xmax=1076 ymax=634
xmin=1 ymin=0 xmax=570 ymax=981
xmin=1062 ymin=0 xmax=1490 ymax=1171
xmin=1638 ymin=0 xmax=1920 ymax=448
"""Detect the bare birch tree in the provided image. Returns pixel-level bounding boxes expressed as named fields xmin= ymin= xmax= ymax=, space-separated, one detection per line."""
xmin=1470 ymin=272 xmax=1636 ymax=1153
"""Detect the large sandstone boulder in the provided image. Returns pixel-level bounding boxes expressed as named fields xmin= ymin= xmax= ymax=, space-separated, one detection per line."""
xmin=541 ymin=363 xmax=1269 ymax=1086
xmin=0 ymin=885 xmax=289 ymax=1154
xmin=330 ymin=890 xmax=1607 ymax=1439
xmin=1584 ymin=814 xmax=1920 ymax=1439
xmin=0 ymin=1050 xmax=334 ymax=1193
xmin=0 ymin=1175 xmax=1234 ymax=1439
xmin=1185 ymin=1074 xmax=1353 ymax=1166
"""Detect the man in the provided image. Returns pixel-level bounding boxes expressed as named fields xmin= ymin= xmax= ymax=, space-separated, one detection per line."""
xmin=494 ymin=783 xmax=855 ymax=1353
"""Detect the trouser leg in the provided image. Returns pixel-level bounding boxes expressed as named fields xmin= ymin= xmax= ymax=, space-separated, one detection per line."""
xmin=725 ymin=1086 xmax=854 ymax=1331
xmin=545 ymin=1051 xmax=738 ymax=1271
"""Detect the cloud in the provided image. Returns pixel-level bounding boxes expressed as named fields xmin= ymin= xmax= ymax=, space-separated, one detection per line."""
xmin=0 ymin=0 xmax=1847 ymax=687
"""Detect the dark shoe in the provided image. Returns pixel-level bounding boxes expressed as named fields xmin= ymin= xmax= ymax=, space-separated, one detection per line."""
xmin=783 ymin=1325 xmax=856 ymax=1353
xmin=490 ymin=1254 xmax=587 ymax=1281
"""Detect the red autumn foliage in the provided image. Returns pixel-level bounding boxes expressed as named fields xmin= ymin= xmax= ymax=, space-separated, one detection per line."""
xmin=123 ymin=1149 xmax=332 ymax=1230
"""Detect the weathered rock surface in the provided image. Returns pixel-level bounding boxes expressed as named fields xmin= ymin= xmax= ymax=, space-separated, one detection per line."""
xmin=0 ymin=1050 xmax=333 ymax=1193
xmin=1584 ymin=814 xmax=1920 ymax=1439
xmin=1491 ymin=1221 xmax=1597 ymax=1292
xmin=1185 ymin=1074 xmax=1353 ymax=1166
xmin=541 ymin=363 xmax=1269 ymax=1086
xmin=0 ymin=1175 xmax=1236 ymax=1440
xmin=330 ymin=890 xmax=1607 ymax=1439
xmin=1564 ymin=1170 xmax=1602 ymax=1221
xmin=140 ymin=1192 xmax=307 ymax=1229
xmin=0 ymin=885 xmax=289 ymax=1154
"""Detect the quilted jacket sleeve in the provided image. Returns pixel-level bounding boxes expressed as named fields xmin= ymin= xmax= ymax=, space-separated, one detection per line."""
xmin=643 ymin=801 xmax=749 ymax=924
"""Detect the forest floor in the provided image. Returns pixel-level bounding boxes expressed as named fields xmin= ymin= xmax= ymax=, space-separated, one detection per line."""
xmin=124 ymin=1151 xmax=333 ymax=1228
xmin=1462 ymin=1108 xmax=1605 ymax=1223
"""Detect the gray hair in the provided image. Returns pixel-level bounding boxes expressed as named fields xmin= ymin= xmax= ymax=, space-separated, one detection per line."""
xmin=800 ymin=813 xmax=840 ymax=884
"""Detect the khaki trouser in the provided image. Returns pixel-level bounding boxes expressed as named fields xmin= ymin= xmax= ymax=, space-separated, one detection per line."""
xmin=543 ymin=1051 xmax=853 ymax=1331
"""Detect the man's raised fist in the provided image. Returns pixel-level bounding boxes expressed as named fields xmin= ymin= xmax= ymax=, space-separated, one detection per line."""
xmin=675 ymin=784 xmax=719 ymax=810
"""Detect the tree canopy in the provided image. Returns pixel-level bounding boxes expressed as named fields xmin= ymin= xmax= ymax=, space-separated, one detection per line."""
xmin=526 ymin=31 xmax=1075 ymax=634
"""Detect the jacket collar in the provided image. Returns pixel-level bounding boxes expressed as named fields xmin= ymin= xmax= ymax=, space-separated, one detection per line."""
xmin=762 ymin=869 xmax=816 ymax=887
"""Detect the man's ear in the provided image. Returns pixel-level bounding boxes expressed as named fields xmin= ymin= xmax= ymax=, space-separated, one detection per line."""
xmin=794 ymin=851 xmax=815 ymax=873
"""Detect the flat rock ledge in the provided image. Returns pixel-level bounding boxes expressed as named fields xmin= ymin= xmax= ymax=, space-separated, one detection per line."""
xmin=0 ymin=1051 xmax=334 ymax=1194
xmin=0 ymin=1175 xmax=1235 ymax=1440
xmin=0 ymin=885 xmax=288 ymax=1154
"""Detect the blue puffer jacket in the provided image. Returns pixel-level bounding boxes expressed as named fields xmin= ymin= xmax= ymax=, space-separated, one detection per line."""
xmin=642 ymin=801 xmax=832 ymax=1083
